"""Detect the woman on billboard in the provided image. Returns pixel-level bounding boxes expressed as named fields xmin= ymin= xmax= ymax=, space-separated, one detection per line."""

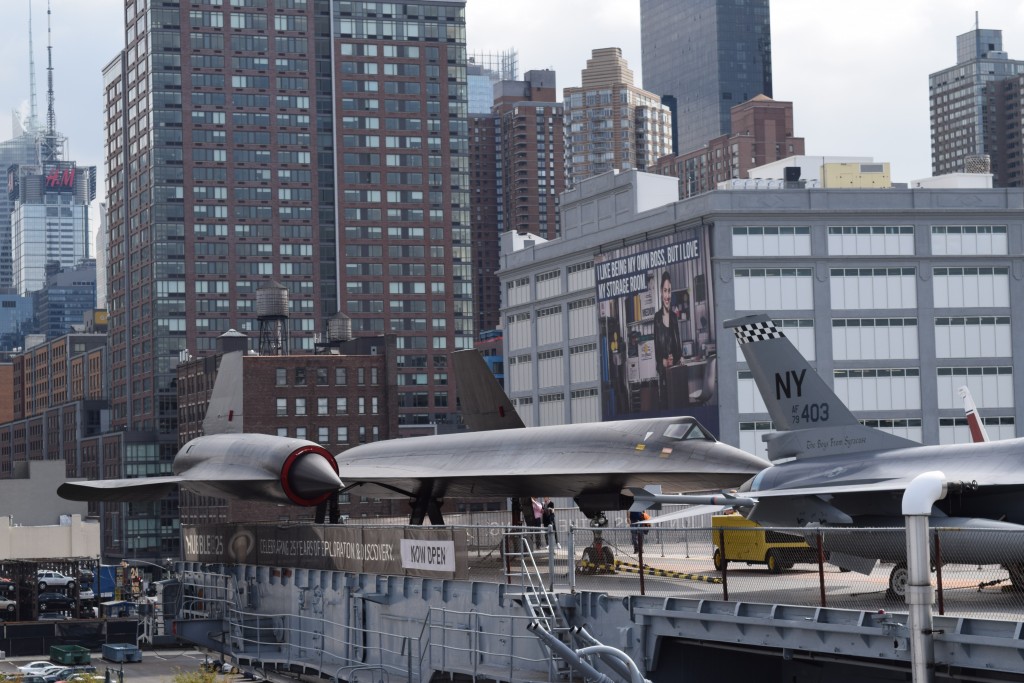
xmin=654 ymin=271 xmax=681 ymax=408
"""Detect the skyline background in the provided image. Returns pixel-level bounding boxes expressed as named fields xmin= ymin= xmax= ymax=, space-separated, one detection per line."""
xmin=0 ymin=0 xmax=1022 ymax=203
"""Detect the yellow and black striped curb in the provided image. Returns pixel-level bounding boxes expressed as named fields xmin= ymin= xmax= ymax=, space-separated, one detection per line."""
xmin=578 ymin=560 xmax=722 ymax=584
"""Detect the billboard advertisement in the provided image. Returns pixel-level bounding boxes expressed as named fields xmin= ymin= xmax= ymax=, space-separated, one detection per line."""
xmin=594 ymin=227 xmax=718 ymax=433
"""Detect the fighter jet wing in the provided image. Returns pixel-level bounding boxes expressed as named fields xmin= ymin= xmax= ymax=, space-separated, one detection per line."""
xmin=451 ymin=349 xmax=524 ymax=431
xmin=58 ymin=477 xmax=184 ymax=503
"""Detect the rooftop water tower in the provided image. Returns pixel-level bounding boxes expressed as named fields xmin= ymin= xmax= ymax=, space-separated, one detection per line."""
xmin=256 ymin=282 xmax=289 ymax=355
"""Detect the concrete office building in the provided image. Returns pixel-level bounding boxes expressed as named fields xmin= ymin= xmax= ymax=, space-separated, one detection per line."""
xmin=0 ymin=125 xmax=45 ymax=290
xmin=10 ymin=161 xmax=95 ymax=296
xmin=930 ymin=25 xmax=1024 ymax=184
xmin=103 ymin=0 xmax=471 ymax=558
xmin=33 ymin=260 xmax=98 ymax=341
xmin=499 ymin=169 xmax=1024 ymax=454
xmin=640 ymin=0 xmax=772 ymax=156
xmin=563 ymin=48 xmax=672 ymax=188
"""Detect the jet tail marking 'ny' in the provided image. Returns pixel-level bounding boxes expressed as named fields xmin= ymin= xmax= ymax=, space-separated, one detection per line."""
xmin=726 ymin=314 xmax=918 ymax=461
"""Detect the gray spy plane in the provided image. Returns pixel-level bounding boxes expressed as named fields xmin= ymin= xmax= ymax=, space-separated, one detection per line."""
xmin=59 ymin=348 xmax=766 ymax=524
xmin=650 ymin=314 xmax=1024 ymax=596
xmin=58 ymin=350 xmax=345 ymax=508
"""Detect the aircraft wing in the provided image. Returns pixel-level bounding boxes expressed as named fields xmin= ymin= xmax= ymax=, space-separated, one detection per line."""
xmin=58 ymin=461 xmax=281 ymax=503
xmin=57 ymin=477 xmax=185 ymax=503
xmin=451 ymin=349 xmax=524 ymax=431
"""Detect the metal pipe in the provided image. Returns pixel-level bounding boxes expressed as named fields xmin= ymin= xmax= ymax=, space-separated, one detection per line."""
xmin=574 ymin=627 xmax=635 ymax=682
xmin=902 ymin=470 xmax=948 ymax=683
xmin=527 ymin=623 xmax=616 ymax=683
xmin=576 ymin=645 xmax=649 ymax=683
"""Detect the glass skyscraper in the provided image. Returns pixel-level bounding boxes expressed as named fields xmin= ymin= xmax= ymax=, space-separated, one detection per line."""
xmin=640 ymin=0 xmax=772 ymax=156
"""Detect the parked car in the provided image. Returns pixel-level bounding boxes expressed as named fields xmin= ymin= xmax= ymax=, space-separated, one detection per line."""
xmin=18 ymin=661 xmax=62 ymax=675
xmin=37 ymin=570 xmax=76 ymax=591
xmin=0 ymin=596 xmax=15 ymax=613
xmin=44 ymin=666 xmax=97 ymax=683
xmin=79 ymin=588 xmax=95 ymax=602
xmin=38 ymin=591 xmax=75 ymax=611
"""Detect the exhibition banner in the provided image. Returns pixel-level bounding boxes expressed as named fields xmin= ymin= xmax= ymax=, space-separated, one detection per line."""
xmin=182 ymin=523 xmax=468 ymax=579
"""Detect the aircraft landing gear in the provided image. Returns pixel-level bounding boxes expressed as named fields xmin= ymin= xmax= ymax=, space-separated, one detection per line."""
xmin=887 ymin=562 xmax=908 ymax=599
xmin=578 ymin=513 xmax=614 ymax=574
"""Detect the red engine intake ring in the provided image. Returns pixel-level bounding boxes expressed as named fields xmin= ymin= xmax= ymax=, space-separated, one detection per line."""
xmin=280 ymin=444 xmax=340 ymax=506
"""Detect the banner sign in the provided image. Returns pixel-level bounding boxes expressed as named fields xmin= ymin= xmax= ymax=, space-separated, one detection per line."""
xmin=181 ymin=524 xmax=467 ymax=579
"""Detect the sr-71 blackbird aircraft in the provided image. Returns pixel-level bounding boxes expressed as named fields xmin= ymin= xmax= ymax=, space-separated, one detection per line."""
xmin=59 ymin=348 xmax=766 ymax=524
xmin=654 ymin=314 xmax=1024 ymax=595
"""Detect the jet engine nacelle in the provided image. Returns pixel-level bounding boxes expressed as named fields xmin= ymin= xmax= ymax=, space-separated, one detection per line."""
xmin=173 ymin=433 xmax=342 ymax=507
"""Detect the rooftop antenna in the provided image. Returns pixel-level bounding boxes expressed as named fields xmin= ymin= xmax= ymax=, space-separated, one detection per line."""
xmin=41 ymin=0 xmax=64 ymax=161
xmin=29 ymin=0 xmax=38 ymax=132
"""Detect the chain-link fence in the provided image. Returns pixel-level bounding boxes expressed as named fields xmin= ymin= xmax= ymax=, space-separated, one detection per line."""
xmin=557 ymin=523 xmax=1024 ymax=620
xmin=294 ymin=509 xmax=1024 ymax=621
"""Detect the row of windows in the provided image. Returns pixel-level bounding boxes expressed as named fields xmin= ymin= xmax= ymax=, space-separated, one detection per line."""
xmin=273 ymin=366 xmax=377 ymax=386
xmin=275 ymin=396 xmax=378 ymax=416
xmin=732 ymin=226 xmax=1008 ymax=256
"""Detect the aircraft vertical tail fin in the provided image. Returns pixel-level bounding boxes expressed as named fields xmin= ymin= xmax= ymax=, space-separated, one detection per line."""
xmin=726 ymin=314 xmax=859 ymax=430
xmin=452 ymin=349 xmax=525 ymax=431
xmin=726 ymin=314 xmax=918 ymax=460
xmin=202 ymin=350 xmax=245 ymax=435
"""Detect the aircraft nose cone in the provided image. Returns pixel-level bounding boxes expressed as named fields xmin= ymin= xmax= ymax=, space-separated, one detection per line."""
xmin=289 ymin=452 xmax=343 ymax=498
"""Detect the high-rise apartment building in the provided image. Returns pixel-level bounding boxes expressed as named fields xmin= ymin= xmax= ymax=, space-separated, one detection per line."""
xmin=494 ymin=70 xmax=564 ymax=239
xmin=103 ymin=0 xmax=470 ymax=558
xmin=929 ymin=27 xmax=1024 ymax=184
xmin=468 ymin=59 xmax=564 ymax=334
xmin=640 ymin=0 xmax=772 ymax=156
xmin=563 ymin=48 xmax=672 ymax=188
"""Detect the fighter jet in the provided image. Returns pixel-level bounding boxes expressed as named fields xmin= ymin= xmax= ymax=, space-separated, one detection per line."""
xmin=57 ymin=351 xmax=344 ymax=508
xmin=662 ymin=314 xmax=1024 ymax=595
xmin=58 ymin=348 xmax=766 ymax=525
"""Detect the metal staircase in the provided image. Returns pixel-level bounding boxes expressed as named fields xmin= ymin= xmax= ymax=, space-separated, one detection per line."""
xmin=502 ymin=528 xmax=573 ymax=678
xmin=503 ymin=528 xmax=651 ymax=683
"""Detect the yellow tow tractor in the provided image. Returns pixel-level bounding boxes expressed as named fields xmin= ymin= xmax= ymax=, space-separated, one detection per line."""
xmin=711 ymin=514 xmax=819 ymax=573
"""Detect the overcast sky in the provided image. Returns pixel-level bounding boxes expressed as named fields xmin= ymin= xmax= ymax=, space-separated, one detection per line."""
xmin=2 ymin=0 xmax=1023 ymax=202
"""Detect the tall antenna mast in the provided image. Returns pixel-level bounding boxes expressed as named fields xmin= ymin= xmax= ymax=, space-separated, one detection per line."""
xmin=45 ymin=0 xmax=55 ymax=138
xmin=29 ymin=0 xmax=38 ymax=132
xmin=41 ymin=0 xmax=63 ymax=161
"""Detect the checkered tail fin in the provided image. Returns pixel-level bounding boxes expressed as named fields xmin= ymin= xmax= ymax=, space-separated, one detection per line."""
xmin=725 ymin=314 xmax=860 ymax=431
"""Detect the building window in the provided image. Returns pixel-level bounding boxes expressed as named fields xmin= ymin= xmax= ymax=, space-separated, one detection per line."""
xmin=318 ymin=427 xmax=329 ymax=443
xmin=316 ymin=368 xmax=328 ymax=385
xmin=295 ymin=367 xmax=306 ymax=385
xmin=295 ymin=398 xmax=307 ymax=416
xmin=337 ymin=427 xmax=348 ymax=444
xmin=296 ymin=427 xmax=307 ymax=440
xmin=336 ymin=397 xmax=348 ymax=414
xmin=277 ymin=427 xmax=289 ymax=437
xmin=275 ymin=368 xmax=287 ymax=386
xmin=276 ymin=398 xmax=287 ymax=417
xmin=733 ymin=268 xmax=814 ymax=310
xmin=371 ymin=368 xmax=379 ymax=385
xmin=317 ymin=398 xmax=328 ymax=416
xmin=358 ymin=397 xmax=366 ymax=415
xmin=358 ymin=368 xmax=365 ymax=385
xmin=359 ymin=426 xmax=367 ymax=443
